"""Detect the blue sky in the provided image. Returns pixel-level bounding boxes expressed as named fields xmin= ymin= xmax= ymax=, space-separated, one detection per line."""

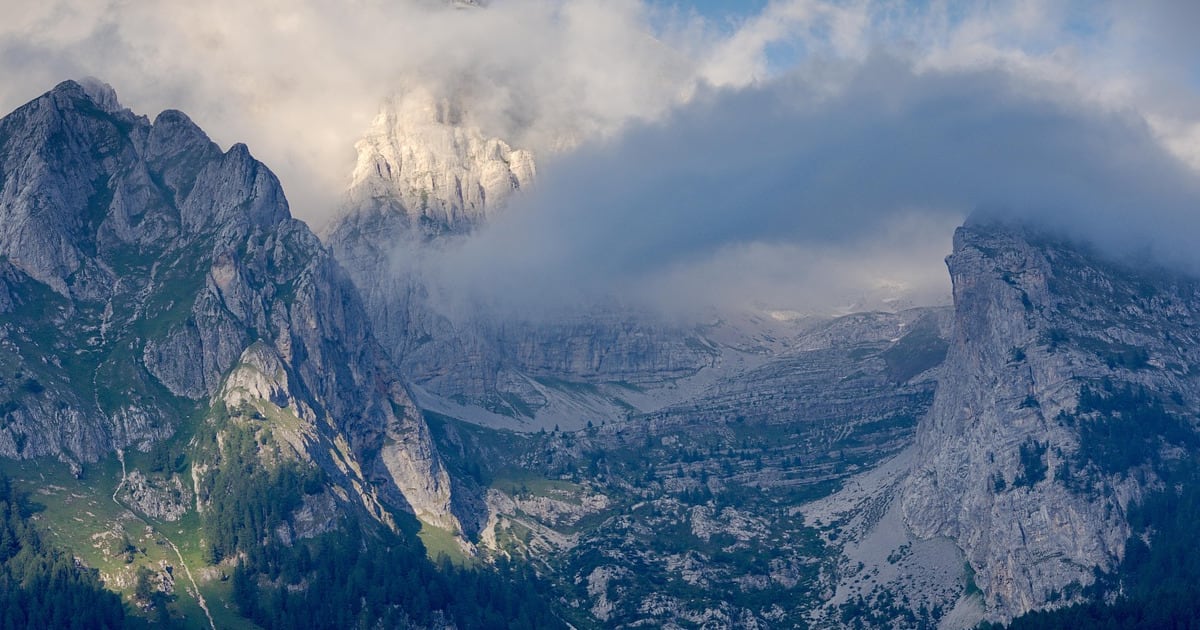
xmin=655 ymin=0 xmax=770 ymax=25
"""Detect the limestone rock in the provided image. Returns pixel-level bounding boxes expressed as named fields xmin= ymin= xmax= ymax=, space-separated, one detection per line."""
xmin=903 ymin=222 xmax=1200 ymax=620
xmin=120 ymin=470 xmax=192 ymax=522
xmin=346 ymin=87 xmax=535 ymax=235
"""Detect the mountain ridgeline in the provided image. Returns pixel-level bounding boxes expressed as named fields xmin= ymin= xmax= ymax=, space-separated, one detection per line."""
xmin=0 ymin=81 xmax=560 ymax=628
xmin=0 ymin=79 xmax=461 ymax=525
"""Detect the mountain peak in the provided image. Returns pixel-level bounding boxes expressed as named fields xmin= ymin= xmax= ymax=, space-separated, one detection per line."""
xmin=0 ymin=80 xmax=462 ymax=533
xmin=46 ymin=78 xmax=89 ymax=99
xmin=42 ymin=78 xmax=126 ymax=116
xmin=75 ymin=77 xmax=123 ymax=113
xmin=338 ymin=88 xmax=536 ymax=237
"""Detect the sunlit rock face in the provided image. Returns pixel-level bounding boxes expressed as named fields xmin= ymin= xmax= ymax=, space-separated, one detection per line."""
xmin=344 ymin=87 xmax=535 ymax=237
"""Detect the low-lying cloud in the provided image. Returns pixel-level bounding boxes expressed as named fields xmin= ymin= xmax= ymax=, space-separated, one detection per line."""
xmin=434 ymin=53 xmax=1200 ymax=317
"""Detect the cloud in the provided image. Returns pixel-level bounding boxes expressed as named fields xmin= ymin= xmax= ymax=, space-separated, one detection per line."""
xmin=1 ymin=0 xmax=1198 ymax=318
xmin=433 ymin=53 xmax=1200 ymax=318
xmin=698 ymin=0 xmax=869 ymax=85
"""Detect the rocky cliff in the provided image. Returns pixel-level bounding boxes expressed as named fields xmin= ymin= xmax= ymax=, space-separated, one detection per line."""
xmin=0 ymin=80 xmax=459 ymax=530
xmin=902 ymin=221 xmax=1200 ymax=620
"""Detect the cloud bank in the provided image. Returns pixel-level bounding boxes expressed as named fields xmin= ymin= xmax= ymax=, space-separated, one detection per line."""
xmin=1 ymin=0 xmax=1198 ymax=316
xmin=433 ymin=54 xmax=1200 ymax=317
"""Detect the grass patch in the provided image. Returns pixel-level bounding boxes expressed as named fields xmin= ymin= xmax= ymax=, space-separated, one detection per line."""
xmin=198 ymin=579 xmax=263 ymax=630
xmin=0 ymin=455 xmax=221 ymax=628
xmin=490 ymin=468 xmax=584 ymax=497
xmin=417 ymin=521 xmax=473 ymax=567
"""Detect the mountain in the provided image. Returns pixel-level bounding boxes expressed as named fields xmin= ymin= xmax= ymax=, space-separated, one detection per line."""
xmin=0 ymin=80 xmax=576 ymax=628
xmin=783 ymin=220 xmax=1200 ymax=628
xmin=903 ymin=221 xmax=1200 ymax=620
xmin=0 ymin=79 xmax=460 ymax=534
xmin=339 ymin=86 xmax=535 ymax=238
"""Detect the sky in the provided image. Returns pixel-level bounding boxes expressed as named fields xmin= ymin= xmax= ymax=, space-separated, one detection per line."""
xmin=0 ymin=0 xmax=1198 ymax=318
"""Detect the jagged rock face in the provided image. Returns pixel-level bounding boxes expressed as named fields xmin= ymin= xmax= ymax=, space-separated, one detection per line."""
xmin=317 ymin=228 xmax=503 ymax=404
xmin=902 ymin=223 xmax=1200 ymax=620
xmin=0 ymin=81 xmax=458 ymax=530
xmin=344 ymin=87 xmax=535 ymax=236
xmin=120 ymin=470 xmax=192 ymax=521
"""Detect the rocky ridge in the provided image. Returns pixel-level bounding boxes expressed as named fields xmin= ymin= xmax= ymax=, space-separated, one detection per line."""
xmin=0 ymin=80 xmax=460 ymax=531
xmin=342 ymin=86 xmax=535 ymax=237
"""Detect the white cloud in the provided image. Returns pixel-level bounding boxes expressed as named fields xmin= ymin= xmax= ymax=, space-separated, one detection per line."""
xmin=1 ymin=0 xmax=1197 ymax=316
xmin=429 ymin=52 xmax=1200 ymax=318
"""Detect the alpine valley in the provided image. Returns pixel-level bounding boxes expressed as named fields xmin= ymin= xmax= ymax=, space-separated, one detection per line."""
xmin=2 ymin=77 xmax=1199 ymax=630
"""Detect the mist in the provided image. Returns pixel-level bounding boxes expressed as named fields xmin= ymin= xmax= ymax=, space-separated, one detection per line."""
xmin=431 ymin=53 xmax=1200 ymax=318
xmin=2 ymin=0 xmax=1198 ymax=318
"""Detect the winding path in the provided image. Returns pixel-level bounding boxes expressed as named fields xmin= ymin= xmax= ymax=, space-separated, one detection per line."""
xmin=98 ymin=270 xmax=215 ymax=629
xmin=114 ymin=450 xmax=216 ymax=630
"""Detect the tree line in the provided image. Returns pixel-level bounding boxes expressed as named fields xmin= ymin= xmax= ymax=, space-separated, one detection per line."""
xmin=0 ymin=474 xmax=125 ymax=630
